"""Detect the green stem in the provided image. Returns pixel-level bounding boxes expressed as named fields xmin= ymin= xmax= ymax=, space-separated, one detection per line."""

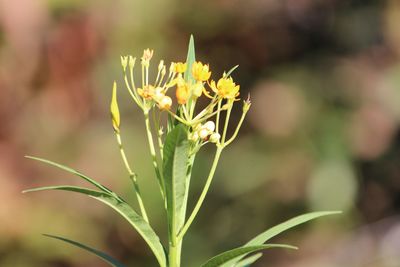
xmin=177 ymin=147 xmax=223 ymax=240
xmin=116 ymin=133 xmax=149 ymax=222
xmin=144 ymin=110 xmax=165 ymax=201
xmin=224 ymin=110 xmax=248 ymax=146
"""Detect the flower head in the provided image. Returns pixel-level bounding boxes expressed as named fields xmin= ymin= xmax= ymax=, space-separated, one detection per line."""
xmin=211 ymin=77 xmax=240 ymax=99
xmin=192 ymin=61 xmax=211 ymax=82
xmin=174 ymin=62 xmax=187 ymax=73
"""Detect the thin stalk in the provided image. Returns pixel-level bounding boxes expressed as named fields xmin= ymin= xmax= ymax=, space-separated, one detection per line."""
xmin=221 ymin=100 xmax=233 ymax=144
xmin=224 ymin=110 xmax=247 ymax=146
xmin=177 ymin=147 xmax=223 ymax=240
xmin=115 ymin=133 xmax=149 ymax=222
xmin=144 ymin=110 xmax=165 ymax=201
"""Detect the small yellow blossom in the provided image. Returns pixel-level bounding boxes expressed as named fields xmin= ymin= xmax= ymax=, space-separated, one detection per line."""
xmin=174 ymin=62 xmax=187 ymax=73
xmin=192 ymin=61 xmax=211 ymax=81
xmin=210 ymin=77 xmax=240 ymax=99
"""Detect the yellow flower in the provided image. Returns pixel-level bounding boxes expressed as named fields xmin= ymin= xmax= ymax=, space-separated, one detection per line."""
xmin=192 ymin=61 xmax=211 ymax=81
xmin=174 ymin=62 xmax=187 ymax=73
xmin=210 ymin=77 xmax=240 ymax=99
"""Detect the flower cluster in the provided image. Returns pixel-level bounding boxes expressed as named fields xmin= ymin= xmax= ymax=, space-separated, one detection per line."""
xmin=113 ymin=49 xmax=250 ymax=149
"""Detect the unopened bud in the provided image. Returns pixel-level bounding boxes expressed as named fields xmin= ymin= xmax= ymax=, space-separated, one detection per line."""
xmin=204 ymin=121 xmax=215 ymax=132
xmin=209 ymin=133 xmax=220 ymax=143
xmin=189 ymin=132 xmax=199 ymax=142
xmin=110 ymin=81 xmax=120 ymax=133
xmin=243 ymin=94 xmax=251 ymax=113
xmin=121 ymin=56 xmax=128 ymax=71
xmin=199 ymin=128 xmax=209 ymax=140
xmin=192 ymin=82 xmax=203 ymax=97
xmin=159 ymin=96 xmax=172 ymax=110
xmin=158 ymin=60 xmax=164 ymax=72
xmin=129 ymin=56 xmax=136 ymax=70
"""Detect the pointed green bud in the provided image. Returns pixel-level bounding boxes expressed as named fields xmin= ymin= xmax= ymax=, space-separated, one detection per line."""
xmin=243 ymin=94 xmax=251 ymax=113
xmin=110 ymin=81 xmax=120 ymax=133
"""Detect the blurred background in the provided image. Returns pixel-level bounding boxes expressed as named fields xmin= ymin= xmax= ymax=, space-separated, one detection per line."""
xmin=1 ymin=0 xmax=400 ymax=266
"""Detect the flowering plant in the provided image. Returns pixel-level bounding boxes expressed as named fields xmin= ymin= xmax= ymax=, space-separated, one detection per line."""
xmin=24 ymin=36 xmax=339 ymax=267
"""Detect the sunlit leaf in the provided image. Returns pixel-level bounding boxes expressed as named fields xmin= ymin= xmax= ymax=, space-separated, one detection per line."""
xmin=200 ymin=244 xmax=297 ymax=267
xmin=221 ymin=211 xmax=341 ymax=267
xmin=234 ymin=253 xmax=262 ymax=267
xmin=43 ymin=234 xmax=125 ymax=267
xmin=163 ymin=124 xmax=190 ymax=233
xmin=23 ymin=185 xmax=167 ymax=267
xmin=25 ymin=156 xmax=116 ymax=197
xmin=184 ymin=35 xmax=196 ymax=84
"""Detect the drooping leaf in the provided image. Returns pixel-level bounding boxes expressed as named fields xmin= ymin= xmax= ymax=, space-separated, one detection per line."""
xmin=43 ymin=234 xmax=125 ymax=267
xmin=200 ymin=244 xmax=297 ymax=267
xmin=184 ymin=35 xmax=196 ymax=84
xmin=221 ymin=211 xmax=341 ymax=267
xmin=163 ymin=124 xmax=190 ymax=233
xmin=23 ymin=185 xmax=167 ymax=267
xmin=234 ymin=253 xmax=262 ymax=267
xmin=25 ymin=156 xmax=116 ymax=197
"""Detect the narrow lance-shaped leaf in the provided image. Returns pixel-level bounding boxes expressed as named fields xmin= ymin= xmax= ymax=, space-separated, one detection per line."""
xmin=200 ymin=244 xmax=297 ymax=267
xmin=221 ymin=211 xmax=341 ymax=267
xmin=163 ymin=124 xmax=190 ymax=233
xmin=25 ymin=156 xmax=116 ymax=197
xmin=184 ymin=34 xmax=196 ymax=84
xmin=234 ymin=253 xmax=263 ymax=267
xmin=23 ymin=186 xmax=167 ymax=267
xmin=43 ymin=234 xmax=126 ymax=267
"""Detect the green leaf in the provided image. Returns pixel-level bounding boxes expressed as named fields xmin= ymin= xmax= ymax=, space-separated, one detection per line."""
xmin=184 ymin=35 xmax=196 ymax=84
xmin=43 ymin=234 xmax=125 ymax=267
xmin=200 ymin=244 xmax=297 ymax=267
xmin=25 ymin=156 xmax=116 ymax=197
xmin=163 ymin=124 xmax=190 ymax=233
xmin=234 ymin=253 xmax=262 ymax=267
xmin=221 ymin=211 xmax=341 ymax=267
xmin=23 ymin=185 xmax=167 ymax=267
xmin=223 ymin=65 xmax=239 ymax=78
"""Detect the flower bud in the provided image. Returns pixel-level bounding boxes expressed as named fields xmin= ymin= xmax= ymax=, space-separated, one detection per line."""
xmin=209 ymin=133 xmax=220 ymax=143
xmin=192 ymin=82 xmax=204 ymax=97
xmin=243 ymin=95 xmax=251 ymax=113
xmin=203 ymin=121 xmax=215 ymax=132
xmin=120 ymin=56 xmax=128 ymax=71
xmin=158 ymin=60 xmax=165 ymax=72
xmin=129 ymin=56 xmax=136 ymax=70
xmin=158 ymin=96 xmax=172 ymax=110
xmin=189 ymin=132 xmax=199 ymax=142
xmin=110 ymin=81 xmax=120 ymax=133
xmin=199 ymin=128 xmax=209 ymax=140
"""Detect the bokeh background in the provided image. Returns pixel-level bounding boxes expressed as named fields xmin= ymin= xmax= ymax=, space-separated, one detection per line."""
xmin=1 ymin=0 xmax=400 ymax=266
